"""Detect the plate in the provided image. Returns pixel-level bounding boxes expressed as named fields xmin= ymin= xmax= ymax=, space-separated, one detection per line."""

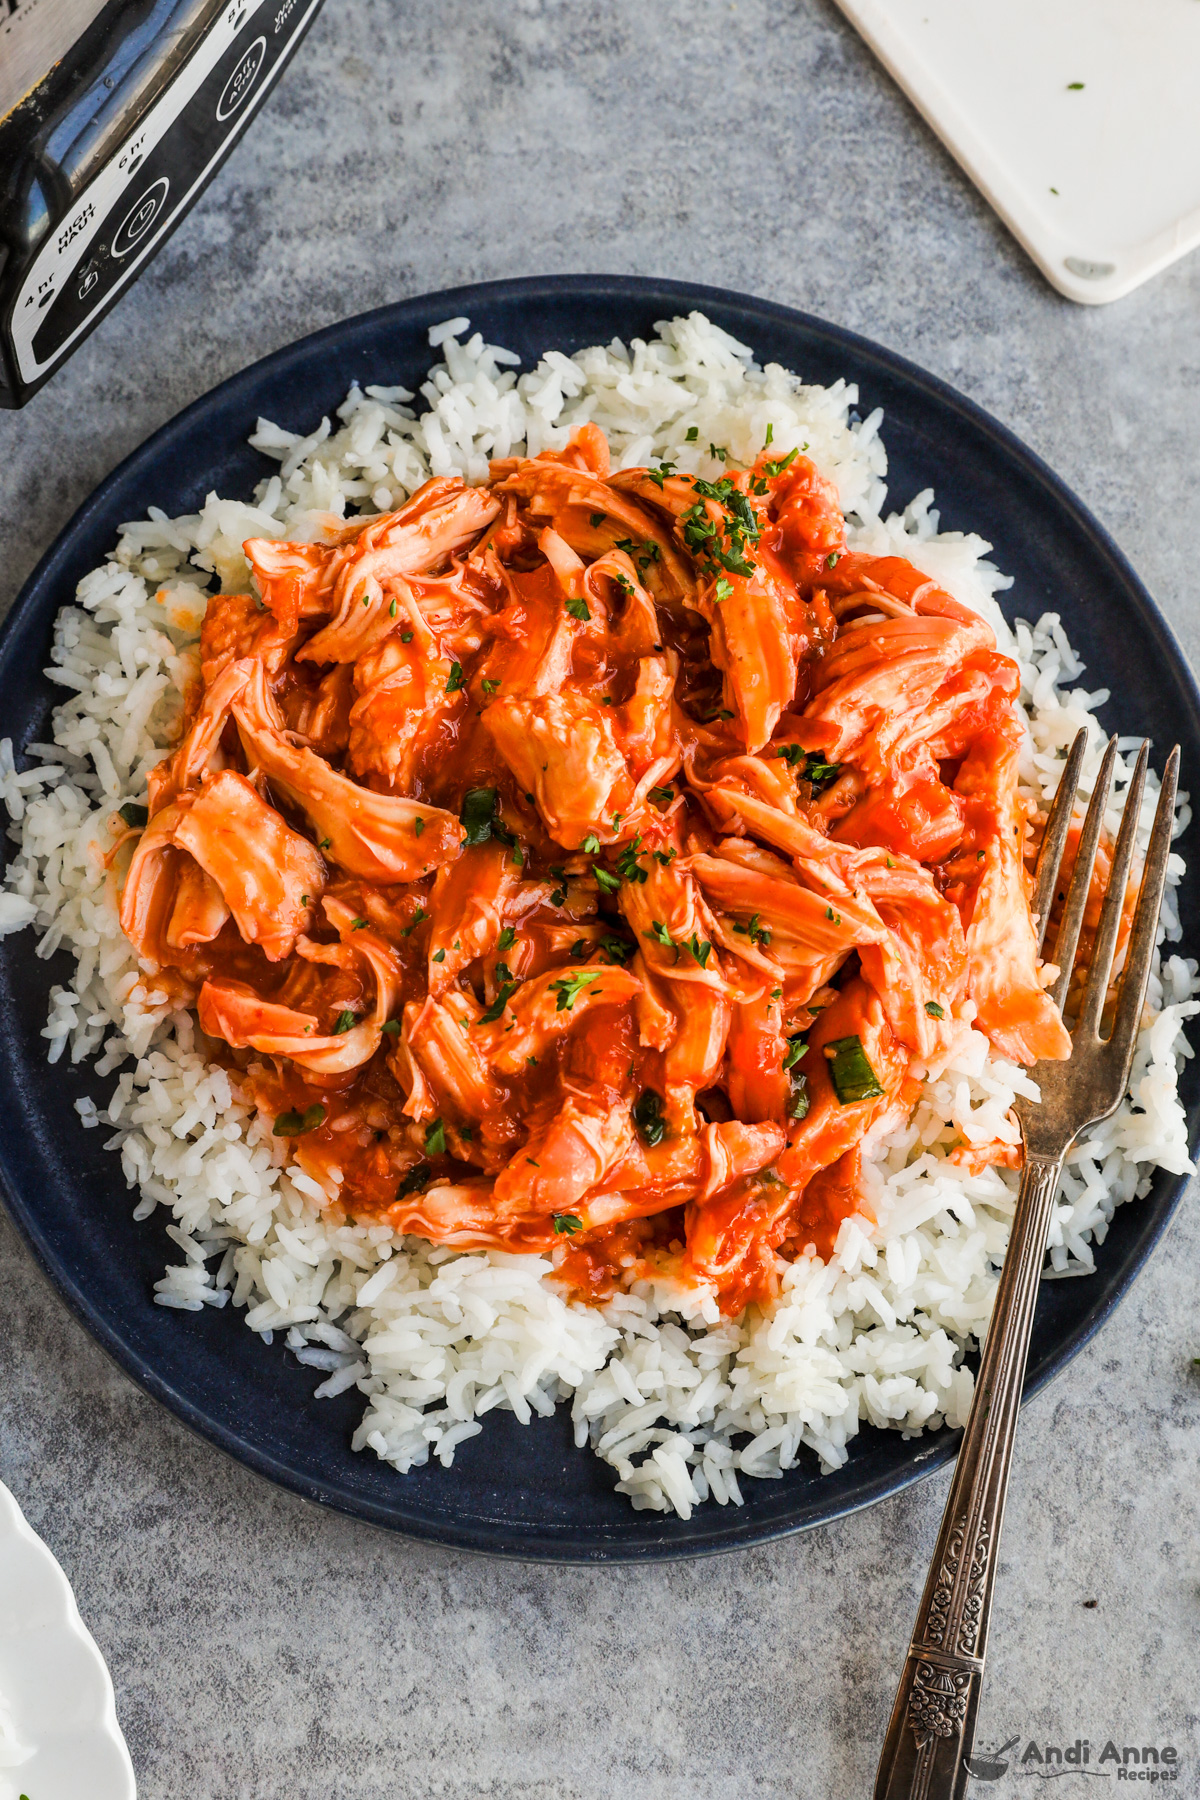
xmin=1 ymin=276 xmax=1198 ymax=1562
xmin=0 ymin=1479 xmax=136 ymax=1800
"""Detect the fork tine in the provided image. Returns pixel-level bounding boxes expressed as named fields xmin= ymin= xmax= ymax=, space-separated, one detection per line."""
xmin=1106 ymin=746 xmax=1179 ymax=1066
xmin=1047 ymin=735 xmax=1119 ymax=1012
xmin=1031 ymin=727 xmax=1089 ymax=954
xmin=1076 ymin=742 xmax=1149 ymax=1039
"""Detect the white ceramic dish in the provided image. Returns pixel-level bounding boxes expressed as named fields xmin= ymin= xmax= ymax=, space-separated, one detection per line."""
xmin=834 ymin=0 xmax=1200 ymax=305
xmin=0 ymin=1480 xmax=135 ymax=1800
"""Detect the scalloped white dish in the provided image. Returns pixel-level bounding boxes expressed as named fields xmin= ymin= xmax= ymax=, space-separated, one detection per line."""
xmin=0 ymin=1480 xmax=135 ymax=1800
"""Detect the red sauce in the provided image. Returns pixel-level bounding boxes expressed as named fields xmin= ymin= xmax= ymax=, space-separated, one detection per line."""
xmin=118 ymin=432 xmax=1053 ymax=1320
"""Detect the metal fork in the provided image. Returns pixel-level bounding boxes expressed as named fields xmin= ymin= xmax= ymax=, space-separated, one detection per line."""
xmin=874 ymin=727 xmax=1179 ymax=1800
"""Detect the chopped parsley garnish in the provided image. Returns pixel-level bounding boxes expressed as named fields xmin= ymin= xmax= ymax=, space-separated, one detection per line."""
xmin=400 ymin=906 xmax=427 ymax=937
xmin=803 ymin=755 xmax=842 ymax=788
xmin=350 ymin=917 xmax=368 ymax=930
xmin=553 ymin=1213 xmax=583 ymax=1234
xmin=432 ymin=948 xmax=446 ymax=962
xmin=590 ymin=512 xmax=606 ymax=526
xmin=565 ymin=594 xmax=591 ymax=622
xmin=612 ymin=535 xmax=659 ymax=574
xmin=725 ymin=486 xmax=760 ymax=531
xmin=594 ymin=865 xmax=621 ymax=894
xmin=401 ymin=629 xmax=414 ymax=644
xmin=582 ymin=832 xmax=601 ymax=853
xmin=786 ymin=1073 xmax=809 ymax=1121
xmin=924 ymin=1000 xmax=945 ymax=1019
xmin=717 ymin=544 xmax=755 ymax=577
xmin=550 ymin=970 xmax=603 ymax=1012
xmin=645 ymin=460 xmax=677 ymax=489
xmin=497 ymin=926 xmax=516 ymax=952
xmin=445 ymin=661 xmax=465 ymax=693
xmin=481 ymin=677 xmax=500 ymax=695
xmin=332 ymin=1009 xmax=357 ymax=1035
xmin=764 ymin=423 xmax=774 ymax=446
xmin=709 ymin=443 xmax=728 ymax=462
xmin=777 ymin=746 xmax=841 ymax=787
xmin=733 ymin=912 xmax=772 ymax=948
xmin=381 ymin=1019 xmax=401 ymax=1035
xmin=826 ymin=1035 xmax=884 ymax=1106
xmin=763 ymin=448 xmax=799 ymax=478
xmin=118 ymin=801 xmax=148 ymax=829
xmin=549 ymin=887 xmax=568 ymax=907
xmin=273 ymin=1102 xmax=326 ymax=1138
xmin=460 ymin=787 xmax=499 ymax=845
xmin=647 ymin=786 xmax=674 ymax=806
xmin=685 ymin=426 xmax=699 ymax=442
xmin=1067 ymin=80 xmax=1084 ymax=89
xmin=479 ymin=977 xmax=520 ymax=1024
xmin=424 ymin=1118 xmax=447 ymax=1156
xmin=653 ymin=847 xmax=676 ymax=866
xmin=682 ymin=504 xmax=719 ymax=554
xmin=715 ymin=577 xmax=733 ymax=602
xmin=782 ymin=1034 xmax=807 ymax=1072
xmin=632 ymin=1089 xmax=667 ymax=1147
xmin=643 ymin=919 xmax=708 ymax=967
xmin=413 ymin=816 xmax=425 ymax=837
xmin=395 ymin=1161 xmax=431 ymax=1200
xmin=599 ymin=934 xmax=634 ymax=965
xmin=614 ymin=835 xmax=649 ymax=884
xmin=319 ymin=837 xmax=332 ymax=850
xmin=825 ymin=552 xmax=841 ymax=569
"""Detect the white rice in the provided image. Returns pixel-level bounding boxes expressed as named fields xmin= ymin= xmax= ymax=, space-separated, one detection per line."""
xmin=2 ymin=312 xmax=1194 ymax=1519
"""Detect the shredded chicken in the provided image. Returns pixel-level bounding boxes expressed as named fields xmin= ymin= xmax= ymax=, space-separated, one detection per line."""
xmin=115 ymin=440 xmax=1067 ymax=1314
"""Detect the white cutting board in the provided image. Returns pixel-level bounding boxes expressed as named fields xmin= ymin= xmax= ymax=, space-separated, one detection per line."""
xmin=833 ymin=0 xmax=1200 ymax=305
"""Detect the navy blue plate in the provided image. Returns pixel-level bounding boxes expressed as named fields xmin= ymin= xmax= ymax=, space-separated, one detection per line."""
xmin=1 ymin=276 xmax=1197 ymax=1562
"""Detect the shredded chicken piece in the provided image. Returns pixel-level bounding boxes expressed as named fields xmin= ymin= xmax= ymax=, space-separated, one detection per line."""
xmin=114 ymin=425 xmax=1068 ymax=1313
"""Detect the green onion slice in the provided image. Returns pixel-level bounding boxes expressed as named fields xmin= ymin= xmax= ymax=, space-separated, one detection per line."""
xmin=273 ymin=1102 xmax=326 ymax=1138
xmin=826 ymin=1035 xmax=884 ymax=1106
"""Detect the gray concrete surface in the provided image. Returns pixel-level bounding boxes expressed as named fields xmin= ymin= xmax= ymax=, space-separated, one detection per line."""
xmin=2 ymin=1 xmax=1200 ymax=1794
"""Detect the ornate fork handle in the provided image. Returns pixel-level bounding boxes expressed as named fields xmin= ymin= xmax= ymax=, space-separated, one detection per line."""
xmin=873 ymin=1153 xmax=1063 ymax=1800
xmin=874 ymin=729 xmax=1178 ymax=1800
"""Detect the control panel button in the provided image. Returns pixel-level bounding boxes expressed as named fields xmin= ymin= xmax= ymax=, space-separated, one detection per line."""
xmin=110 ymin=177 xmax=170 ymax=258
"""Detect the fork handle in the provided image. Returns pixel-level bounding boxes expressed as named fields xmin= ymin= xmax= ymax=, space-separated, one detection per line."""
xmin=873 ymin=1154 xmax=1063 ymax=1800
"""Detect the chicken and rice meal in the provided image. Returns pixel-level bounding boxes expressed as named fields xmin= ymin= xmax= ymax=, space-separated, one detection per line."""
xmin=1 ymin=314 xmax=1193 ymax=1517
